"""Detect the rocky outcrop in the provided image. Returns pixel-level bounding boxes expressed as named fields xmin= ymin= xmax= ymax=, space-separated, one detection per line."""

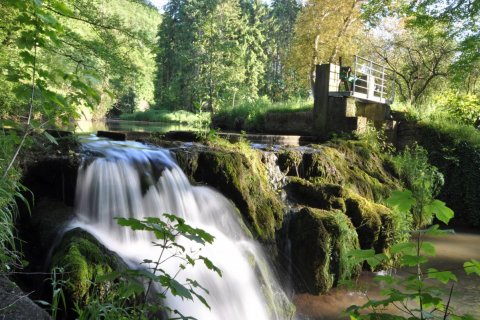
xmin=192 ymin=150 xmax=285 ymax=243
xmin=289 ymin=208 xmax=361 ymax=294
xmin=0 ymin=276 xmax=51 ymax=320
xmin=50 ymin=228 xmax=127 ymax=307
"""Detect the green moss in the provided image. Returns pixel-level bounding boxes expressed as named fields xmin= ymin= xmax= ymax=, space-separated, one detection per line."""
xmin=51 ymin=229 xmax=123 ymax=305
xmin=343 ymin=192 xmax=407 ymax=260
xmin=194 ymin=147 xmax=284 ymax=242
xmin=289 ymin=208 xmax=361 ymax=294
xmin=302 ymin=141 xmax=401 ymax=201
xmin=413 ymin=123 xmax=480 ymax=226
xmin=278 ymin=150 xmax=303 ymax=176
xmin=285 ymin=177 xmax=346 ymax=212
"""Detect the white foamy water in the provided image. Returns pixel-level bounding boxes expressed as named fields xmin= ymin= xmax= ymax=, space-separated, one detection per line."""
xmin=70 ymin=137 xmax=289 ymax=320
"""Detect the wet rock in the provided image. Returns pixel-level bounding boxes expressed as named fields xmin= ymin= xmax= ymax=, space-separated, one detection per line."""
xmin=344 ymin=193 xmax=396 ymax=254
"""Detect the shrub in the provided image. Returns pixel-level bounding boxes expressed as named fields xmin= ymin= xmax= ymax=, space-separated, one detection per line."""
xmin=434 ymin=90 xmax=480 ymax=126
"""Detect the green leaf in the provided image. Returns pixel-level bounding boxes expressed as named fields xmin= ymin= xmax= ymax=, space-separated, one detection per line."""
xmin=169 ymin=279 xmax=193 ymax=300
xmin=390 ymin=242 xmax=416 ymax=255
xmin=420 ymin=242 xmax=436 ymax=256
xmin=423 ymin=200 xmax=454 ymax=224
xmin=402 ymin=254 xmax=428 ymax=266
xmin=415 ymin=224 xmax=455 ymax=236
xmin=427 ymin=268 xmax=457 ymax=284
xmin=464 ymin=259 xmax=480 ymax=276
xmin=43 ymin=131 xmax=58 ymax=145
xmin=199 ymin=256 xmax=222 ymax=277
xmin=385 ymin=190 xmax=416 ymax=213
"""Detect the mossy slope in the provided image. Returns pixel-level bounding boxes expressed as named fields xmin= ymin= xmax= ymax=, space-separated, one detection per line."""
xmin=407 ymin=123 xmax=480 ymax=226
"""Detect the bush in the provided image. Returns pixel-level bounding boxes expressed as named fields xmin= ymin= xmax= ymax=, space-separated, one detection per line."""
xmin=434 ymin=90 xmax=480 ymax=126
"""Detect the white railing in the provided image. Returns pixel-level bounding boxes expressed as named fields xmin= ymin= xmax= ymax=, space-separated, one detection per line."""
xmin=329 ymin=55 xmax=396 ymax=103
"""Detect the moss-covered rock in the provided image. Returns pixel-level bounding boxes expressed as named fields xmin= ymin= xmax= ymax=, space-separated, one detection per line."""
xmin=193 ymin=150 xmax=284 ymax=242
xmin=344 ymin=193 xmax=395 ymax=253
xmin=51 ymin=228 xmax=125 ymax=306
xmin=285 ymin=177 xmax=346 ymax=212
xmin=278 ymin=150 xmax=303 ymax=176
xmin=299 ymin=140 xmax=400 ymax=201
xmin=289 ymin=208 xmax=361 ymax=294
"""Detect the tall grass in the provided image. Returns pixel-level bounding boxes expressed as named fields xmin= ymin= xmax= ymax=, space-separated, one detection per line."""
xmin=0 ymin=131 xmax=28 ymax=271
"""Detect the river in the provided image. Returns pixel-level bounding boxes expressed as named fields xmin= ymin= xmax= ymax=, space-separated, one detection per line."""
xmin=295 ymin=230 xmax=480 ymax=319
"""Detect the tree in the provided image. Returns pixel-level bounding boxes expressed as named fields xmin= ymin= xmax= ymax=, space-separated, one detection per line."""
xmin=240 ymin=0 xmax=269 ymax=103
xmin=287 ymin=0 xmax=364 ymax=93
xmin=370 ymin=22 xmax=456 ymax=105
xmin=155 ymin=0 xmax=250 ymax=112
xmin=263 ymin=0 xmax=301 ymax=100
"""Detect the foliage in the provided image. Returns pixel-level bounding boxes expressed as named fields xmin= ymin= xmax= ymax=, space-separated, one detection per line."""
xmin=155 ymin=0 xmax=253 ymax=112
xmin=70 ymin=214 xmax=221 ymax=319
xmin=432 ymin=91 xmax=480 ymax=127
xmin=0 ymin=131 xmax=28 ymax=272
xmin=390 ymin=145 xmax=444 ymax=228
xmin=213 ymin=96 xmax=312 ymax=131
xmin=369 ymin=22 xmax=456 ymax=105
xmin=262 ymin=0 xmax=301 ymax=101
xmin=0 ymin=0 xmax=160 ymax=122
xmin=346 ymin=189 xmax=477 ymax=320
xmin=287 ymin=0 xmax=363 ymax=92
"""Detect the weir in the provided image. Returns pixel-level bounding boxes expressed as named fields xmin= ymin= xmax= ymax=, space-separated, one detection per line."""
xmin=68 ymin=136 xmax=291 ymax=319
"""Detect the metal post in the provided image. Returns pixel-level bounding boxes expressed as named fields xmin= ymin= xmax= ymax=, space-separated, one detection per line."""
xmin=381 ymin=66 xmax=385 ymax=101
xmin=352 ymin=55 xmax=357 ymax=94
xmin=368 ymin=60 xmax=373 ymax=99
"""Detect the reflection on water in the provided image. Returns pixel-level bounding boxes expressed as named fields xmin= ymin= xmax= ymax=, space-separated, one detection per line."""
xmin=76 ymin=120 xmax=195 ymax=134
xmin=295 ymin=231 xmax=480 ymax=319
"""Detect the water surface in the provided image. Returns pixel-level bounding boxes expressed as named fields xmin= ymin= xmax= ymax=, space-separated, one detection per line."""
xmin=295 ymin=231 xmax=480 ymax=319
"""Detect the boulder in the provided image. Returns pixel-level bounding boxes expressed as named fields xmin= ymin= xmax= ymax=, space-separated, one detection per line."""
xmin=0 ymin=276 xmax=50 ymax=320
xmin=50 ymin=228 xmax=126 ymax=307
xmin=289 ymin=208 xmax=361 ymax=294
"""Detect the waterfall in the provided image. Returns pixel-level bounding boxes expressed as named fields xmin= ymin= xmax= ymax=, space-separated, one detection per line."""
xmin=69 ymin=136 xmax=290 ymax=320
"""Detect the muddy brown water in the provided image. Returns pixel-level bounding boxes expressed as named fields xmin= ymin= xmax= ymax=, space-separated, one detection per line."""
xmin=295 ymin=231 xmax=480 ymax=319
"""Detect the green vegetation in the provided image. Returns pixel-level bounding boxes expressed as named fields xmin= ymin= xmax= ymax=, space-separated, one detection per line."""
xmin=119 ymin=109 xmax=211 ymax=127
xmin=0 ymin=131 xmax=26 ymax=272
xmin=213 ymin=97 xmax=313 ymax=131
xmin=346 ymin=189 xmax=478 ymax=320
xmin=51 ymin=214 xmax=220 ymax=319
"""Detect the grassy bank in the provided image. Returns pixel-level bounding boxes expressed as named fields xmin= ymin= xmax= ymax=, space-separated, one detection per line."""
xmin=119 ymin=110 xmax=211 ymax=128
xmin=213 ymin=97 xmax=313 ymax=131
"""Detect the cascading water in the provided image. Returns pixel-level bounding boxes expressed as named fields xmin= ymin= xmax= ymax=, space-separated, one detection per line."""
xmin=68 ymin=136 xmax=291 ymax=320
